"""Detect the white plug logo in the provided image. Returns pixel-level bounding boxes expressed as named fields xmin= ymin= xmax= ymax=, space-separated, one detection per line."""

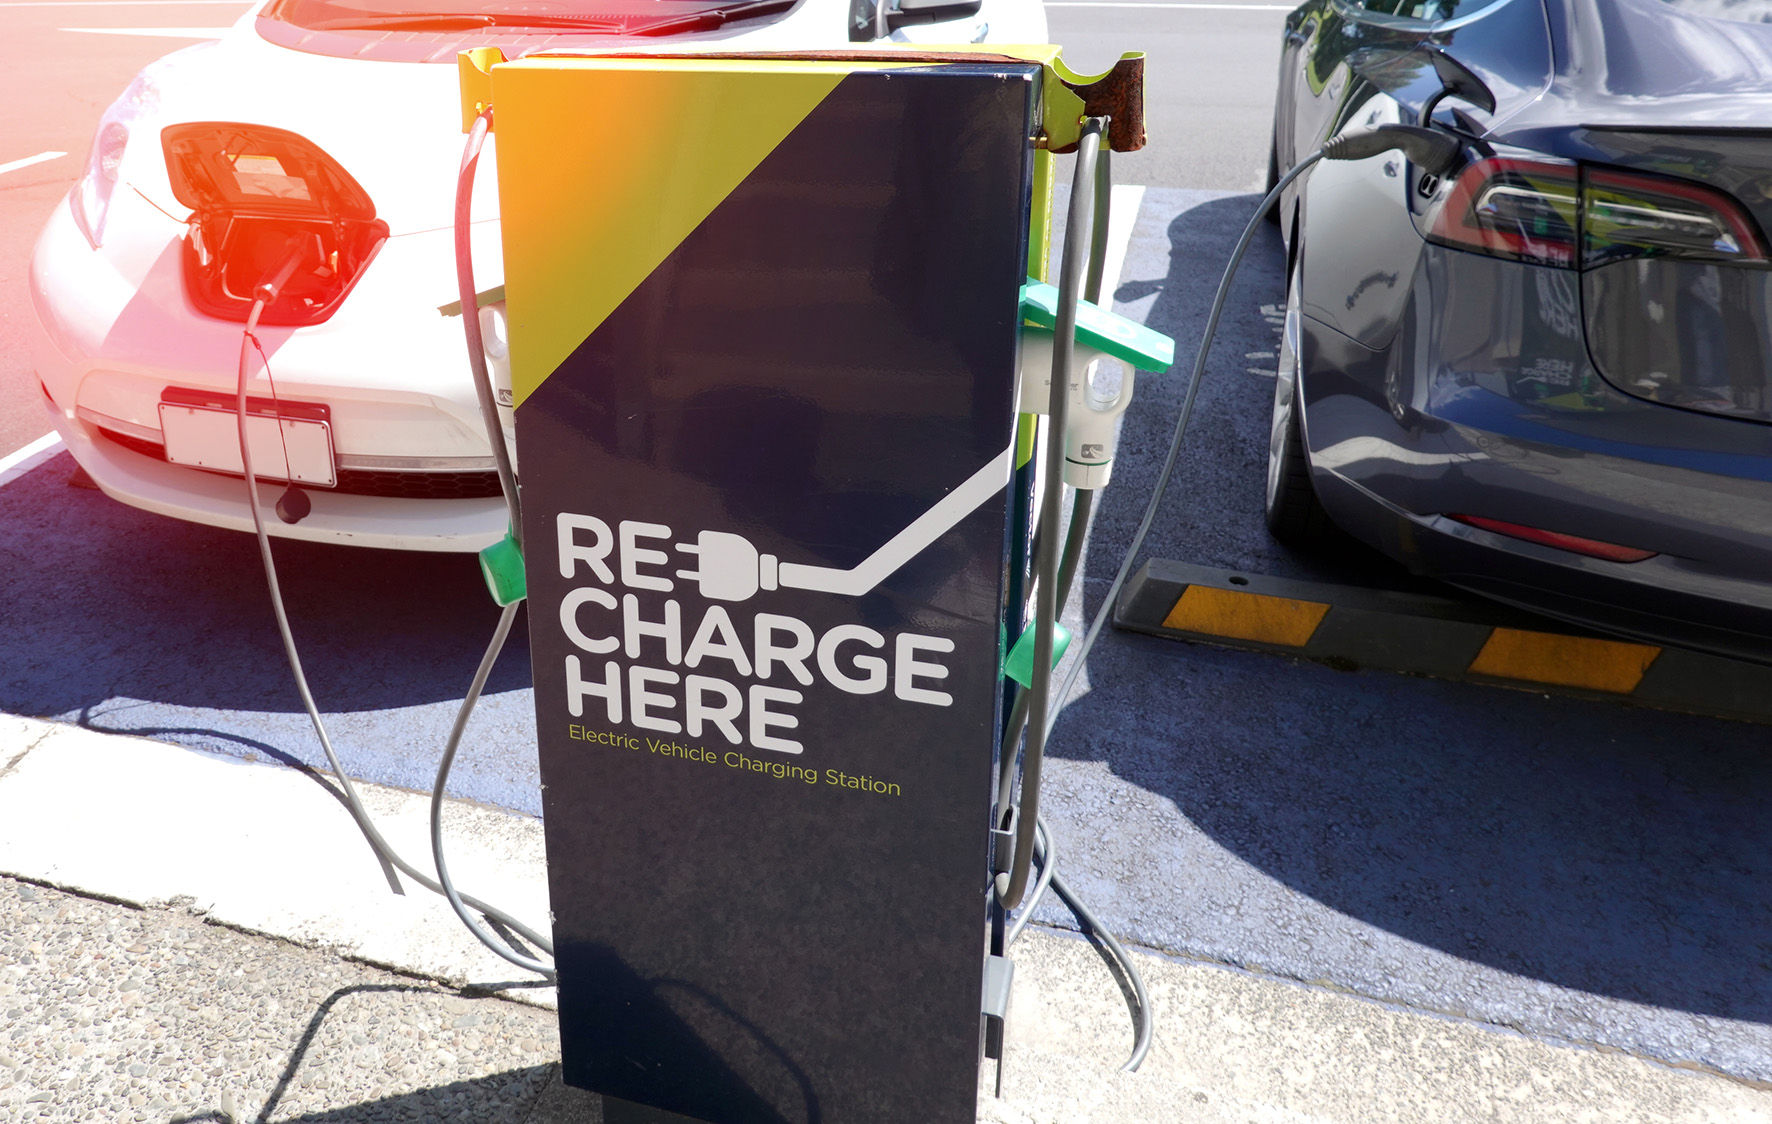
xmin=564 ymin=445 xmax=1014 ymax=604
xmin=674 ymin=530 xmax=780 ymax=602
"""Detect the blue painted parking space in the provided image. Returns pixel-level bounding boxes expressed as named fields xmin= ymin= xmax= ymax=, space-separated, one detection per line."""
xmin=2 ymin=188 xmax=1768 ymax=1086
xmin=0 ymin=450 xmax=543 ymax=812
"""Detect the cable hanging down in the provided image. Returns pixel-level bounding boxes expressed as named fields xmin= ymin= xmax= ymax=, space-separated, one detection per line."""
xmin=224 ymin=102 xmax=557 ymax=982
xmin=1043 ymin=151 xmax=1323 ymax=736
xmin=234 ymin=281 xmax=555 ymax=979
xmin=996 ymin=118 xmax=1154 ymax=1075
xmin=1000 ymin=147 xmax=1334 ymax=1077
xmin=1006 ymin=151 xmax=1327 ymax=1067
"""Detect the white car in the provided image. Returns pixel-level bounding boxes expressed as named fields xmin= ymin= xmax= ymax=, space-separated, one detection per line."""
xmin=29 ymin=0 xmax=1047 ymax=551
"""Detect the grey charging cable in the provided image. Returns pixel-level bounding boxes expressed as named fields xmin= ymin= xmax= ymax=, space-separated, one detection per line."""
xmin=226 ymin=104 xmax=561 ymax=980
xmin=1043 ymin=151 xmax=1323 ymax=735
xmin=453 ymin=108 xmax=522 ymax=550
xmin=1011 ymin=122 xmax=1452 ymax=1072
xmin=235 ymin=265 xmax=556 ymax=980
xmin=1004 ymin=151 xmax=1328 ymax=1074
xmin=992 ymin=119 xmax=1156 ymax=1075
xmin=1001 ymin=143 xmax=1355 ymax=1076
xmin=1043 ymin=115 xmax=1480 ymax=729
xmin=1002 ymin=117 xmax=1106 ymax=912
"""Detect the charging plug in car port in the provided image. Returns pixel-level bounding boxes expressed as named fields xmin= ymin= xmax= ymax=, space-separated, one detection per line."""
xmin=215 ymin=222 xmax=329 ymax=305
xmin=161 ymin=122 xmax=389 ymax=326
xmin=186 ymin=212 xmax=384 ymax=325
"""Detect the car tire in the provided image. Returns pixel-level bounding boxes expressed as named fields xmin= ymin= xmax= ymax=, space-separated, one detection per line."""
xmin=1265 ymin=259 xmax=1333 ymax=545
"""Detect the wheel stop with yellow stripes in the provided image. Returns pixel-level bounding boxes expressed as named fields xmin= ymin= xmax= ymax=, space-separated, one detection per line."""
xmin=462 ymin=45 xmax=1145 ymax=1124
xmin=1117 ymin=558 xmax=1772 ymax=724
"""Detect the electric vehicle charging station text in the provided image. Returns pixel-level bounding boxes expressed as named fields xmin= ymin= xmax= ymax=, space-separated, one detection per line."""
xmin=461 ymin=45 xmax=1164 ymax=1123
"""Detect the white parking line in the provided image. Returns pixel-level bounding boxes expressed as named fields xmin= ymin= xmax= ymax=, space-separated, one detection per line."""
xmin=0 ymin=434 xmax=65 ymax=489
xmin=0 ymin=151 xmax=66 ymax=178
xmin=59 ymin=24 xmax=228 ymax=34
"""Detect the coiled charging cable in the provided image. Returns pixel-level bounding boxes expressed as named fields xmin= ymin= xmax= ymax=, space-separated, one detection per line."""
xmin=229 ymin=103 xmax=555 ymax=981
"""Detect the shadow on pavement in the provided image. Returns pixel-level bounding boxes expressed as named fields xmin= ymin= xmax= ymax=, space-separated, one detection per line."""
xmin=0 ymin=452 xmax=529 ymax=721
xmin=0 ymin=451 xmax=540 ymax=810
xmin=163 ymin=982 xmax=559 ymax=1124
xmin=158 ymin=973 xmax=801 ymax=1124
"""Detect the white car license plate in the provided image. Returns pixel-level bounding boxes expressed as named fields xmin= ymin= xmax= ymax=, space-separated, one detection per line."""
xmin=158 ymin=390 xmax=336 ymax=488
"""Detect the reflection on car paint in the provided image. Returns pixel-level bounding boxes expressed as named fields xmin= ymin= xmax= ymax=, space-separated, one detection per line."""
xmin=1273 ymin=0 xmax=1772 ymax=657
xmin=1586 ymin=260 xmax=1772 ymax=422
xmin=1430 ymin=384 xmax=1772 ymax=482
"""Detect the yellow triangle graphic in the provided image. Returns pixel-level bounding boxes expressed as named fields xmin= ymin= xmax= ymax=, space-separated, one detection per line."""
xmin=491 ymin=60 xmax=854 ymax=408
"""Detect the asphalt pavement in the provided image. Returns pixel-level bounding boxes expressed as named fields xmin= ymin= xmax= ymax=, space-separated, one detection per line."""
xmin=1076 ymin=188 xmax=1772 ymax=1085
xmin=2 ymin=714 xmax=1764 ymax=1123
xmin=4 ymin=184 xmax=1772 ymax=1121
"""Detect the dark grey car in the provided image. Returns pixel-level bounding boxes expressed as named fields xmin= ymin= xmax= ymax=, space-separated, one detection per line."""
xmin=1269 ymin=0 xmax=1772 ymax=662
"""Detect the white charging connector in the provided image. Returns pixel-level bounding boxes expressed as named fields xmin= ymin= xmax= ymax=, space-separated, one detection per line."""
xmin=1017 ymin=332 xmax=1136 ymax=489
xmin=476 ymin=300 xmax=510 ymax=397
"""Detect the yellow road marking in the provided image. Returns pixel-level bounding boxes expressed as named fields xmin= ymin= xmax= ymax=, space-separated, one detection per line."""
xmin=1467 ymin=628 xmax=1659 ymax=693
xmin=1161 ymin=586 xmax=1329 ymax=647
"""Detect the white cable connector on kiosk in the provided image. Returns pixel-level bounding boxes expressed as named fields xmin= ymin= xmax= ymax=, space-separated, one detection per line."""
xmin=1015 ymin=280 xmax=1173 ymax=490
xmin=1018 ymin=334 xmax=1133 ymax=489
xmin=476 ymin=301 xmax=519 ymax=456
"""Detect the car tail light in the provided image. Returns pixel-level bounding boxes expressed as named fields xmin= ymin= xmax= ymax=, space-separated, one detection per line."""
xmin=1583 ymin=167 xmax=1768 ymax=266
xmin=1447 ymin=513 xmax=1657 ymax=563
xmin=160 ymin=123 xmax=387 ymax=326
xmin=1424 ymin=157 xmax=1768 ymax=271
xmin=1426 ymin=157 xmax=1582 ymax=268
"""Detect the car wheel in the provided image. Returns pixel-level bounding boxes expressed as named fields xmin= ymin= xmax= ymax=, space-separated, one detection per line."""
xmin=1265 ymin=259 xmax=1332 ymax=544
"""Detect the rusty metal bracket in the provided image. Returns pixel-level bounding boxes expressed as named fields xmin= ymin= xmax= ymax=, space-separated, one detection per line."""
xmin=1042 ymin=52 xmax=1145 ymax=154
xmin=459 ymin=44 xmax=1145 ymax=152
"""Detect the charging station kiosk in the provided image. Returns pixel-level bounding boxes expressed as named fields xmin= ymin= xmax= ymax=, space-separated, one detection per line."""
xmin=465 ymin=46 xmax=1149 ymax=1123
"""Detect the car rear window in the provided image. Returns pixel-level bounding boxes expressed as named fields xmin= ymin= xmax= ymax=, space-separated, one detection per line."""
xmin=1656 ymin=0 xmax=1772 ymax=21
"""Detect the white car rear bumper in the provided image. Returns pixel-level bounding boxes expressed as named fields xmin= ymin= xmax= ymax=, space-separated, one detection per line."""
xmin=30 ymin=191 xmax=510 ymax=553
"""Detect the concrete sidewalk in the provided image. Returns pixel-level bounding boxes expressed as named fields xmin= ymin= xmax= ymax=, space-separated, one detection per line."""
xmin=0 ymin=714 xmax=1764 ymax=1122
